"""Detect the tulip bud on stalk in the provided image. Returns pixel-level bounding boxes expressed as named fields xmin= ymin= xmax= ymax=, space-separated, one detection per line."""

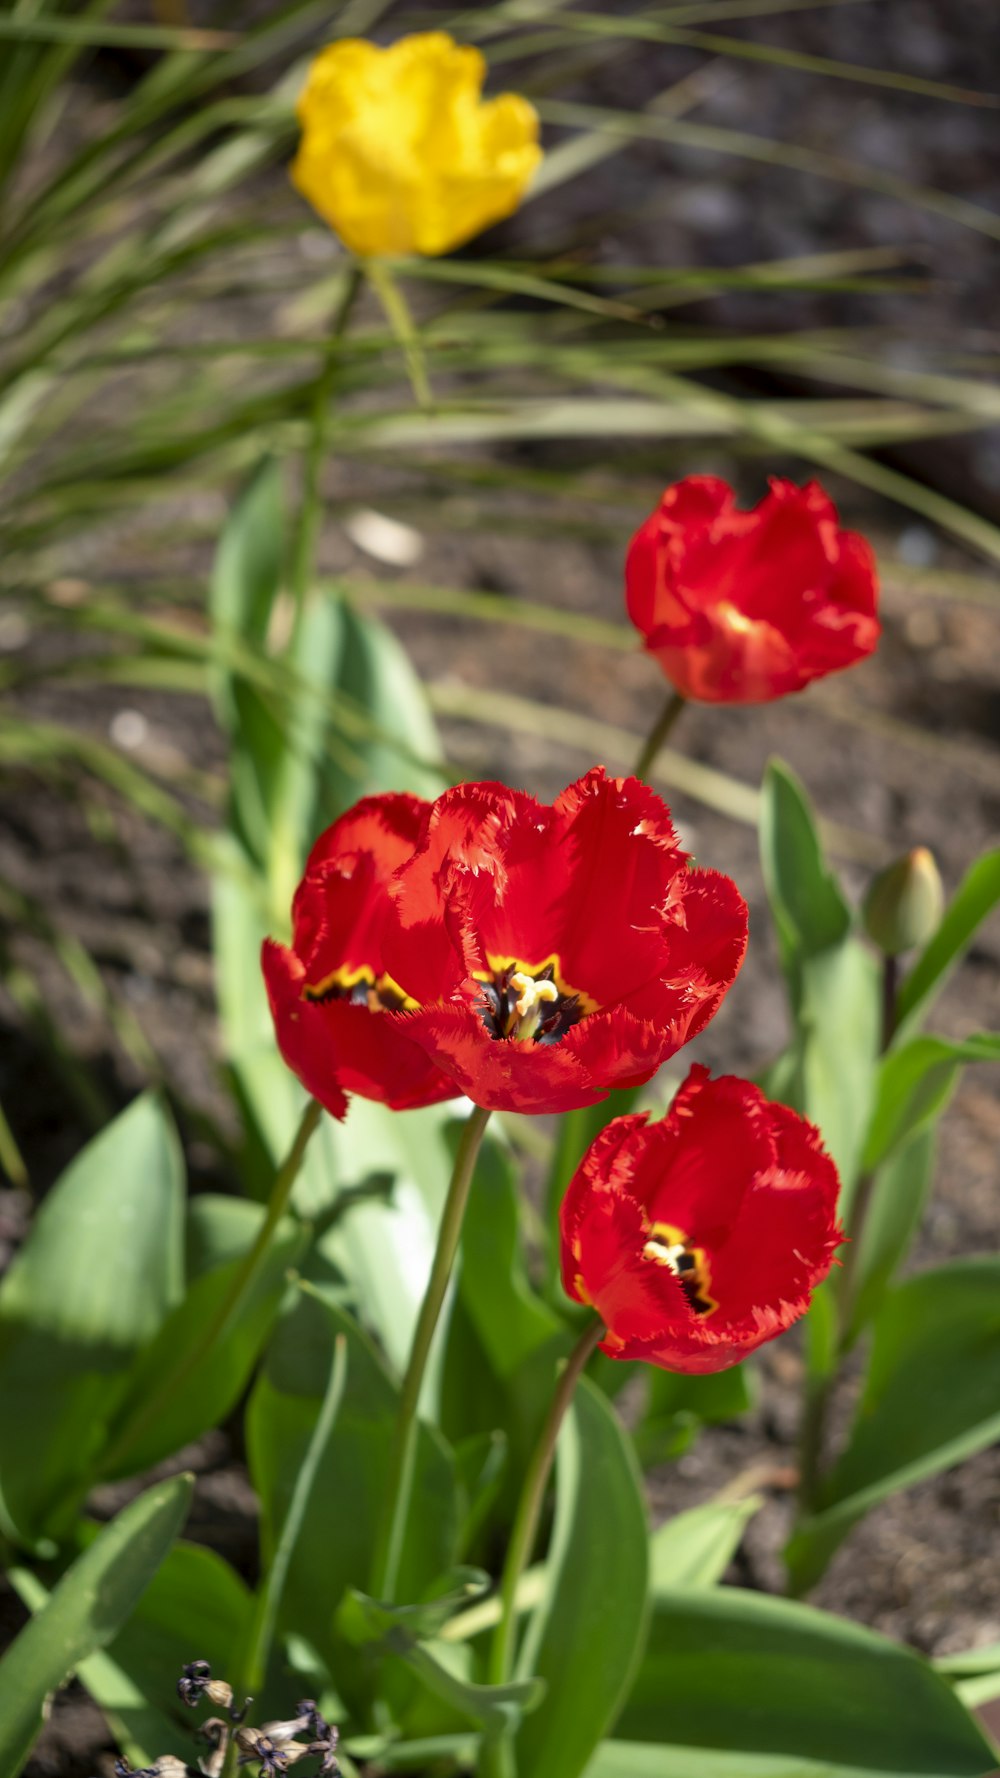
xmin=864 ymin=846 xmax=943 ymax=1049
xmin=863 ymin=846 xmax=944 ymax=958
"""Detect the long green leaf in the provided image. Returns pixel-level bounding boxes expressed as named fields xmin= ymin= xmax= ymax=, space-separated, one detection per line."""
xmin=241 ymin=1322 xmax=348 ymax=1694
xmin=649 ymin=1499 xmax=762 ymax=1593
xmin=0 ymin=1094 xmax=184 ymax=1542
xmin=788 ymin=1260 xmax=1000 ymax=1591
xmin=0 ymin=1474 xmax=193 ymax=1778
xmin=614 ymin=1584 xmax=995 ymax=1776
xmin=515 ymin=1378 xmax=649 ymax=1778
xmin=862 ymin=1034 xmax=1000 ymax=1173
xmin=19 ymin=1539 xmax=252 ymax=1769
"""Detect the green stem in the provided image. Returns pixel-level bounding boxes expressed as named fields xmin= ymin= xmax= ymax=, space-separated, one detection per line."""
xmin=364 ymin=256 xmax=432 ymax=408
xmin=370 ymin=1103 xmax=491 ymax=1602
xmin=488 ymin=1319 xmax=604 ymax=1690
xmin=290 ymin=262 xmax=364 ymax=617
xmin=797 ymin=1369 xmax=832 ymax=1517
xmin=100 ymin=1098 xmax=322 ymax=1478
xmin=633 ymin=688 xmax=686 ymax=781
xmin=833 ymin=952 xmax=901 ymax=1346
xmin=880 ymin=951 xmax=899 ymax=1051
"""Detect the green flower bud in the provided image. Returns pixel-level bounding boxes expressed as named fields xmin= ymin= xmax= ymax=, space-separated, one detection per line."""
xmin=863 ymin=847 xmax=944 ymax=956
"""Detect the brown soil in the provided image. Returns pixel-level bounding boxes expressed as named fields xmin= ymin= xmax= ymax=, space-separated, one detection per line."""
xmin=2 ymin=2 xmax=999 ymax=1771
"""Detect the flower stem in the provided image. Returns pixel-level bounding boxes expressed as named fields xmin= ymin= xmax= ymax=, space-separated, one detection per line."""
xmin=100 ymin=1097 xmax=322 ymax=1478
xmin=290 ymin=261 xmax=364 ymax=617
xmin=880 ymin=951 xmax=899 ymax=1051
xmin=633 ymin=688 xmax=686 ymax=781
xmin=364 ymin=256 xmax=432 ymax=409
xmin=370 ymin=1103 xmax=491 ymax=1602
xmin=796 ymin=1369 xmax=832 ymax=1517
xmin=488 ymin=1318 xmax=604 ymax=1689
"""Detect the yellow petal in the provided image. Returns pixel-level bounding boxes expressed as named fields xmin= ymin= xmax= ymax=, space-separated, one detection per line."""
xmin=290 ymin=31 xmax=542 ymax=258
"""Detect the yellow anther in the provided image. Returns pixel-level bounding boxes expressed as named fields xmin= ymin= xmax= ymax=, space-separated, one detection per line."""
xmin=509 ymin=971 xmax=559 ymax=1041
xmin=510 ymin=971 xmax=559 ymax=1019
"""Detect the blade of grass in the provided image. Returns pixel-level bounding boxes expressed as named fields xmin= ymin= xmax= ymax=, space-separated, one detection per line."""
xmin=532 ymin=12 xmax=999 ymax=107
xmin=0 ymin=17 xmax=235 ymax=49
xmin=536 ymin=99 xmax=1000 ymax=244
xmin=240 ymin=1324 xmax=348 ymax=1697
xmin=427 ymin=679 xmax=882 ymax=862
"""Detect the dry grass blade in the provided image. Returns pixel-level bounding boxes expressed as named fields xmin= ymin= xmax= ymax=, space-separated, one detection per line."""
xmin=427 ymin=679 xmax=883 ymax=863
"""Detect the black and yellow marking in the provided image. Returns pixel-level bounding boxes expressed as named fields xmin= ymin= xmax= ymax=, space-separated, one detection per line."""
xmin=303 ymin=962 xmax=418 ymax=1013
xmin=643 ymin=1218 xmax=717 ymax=1317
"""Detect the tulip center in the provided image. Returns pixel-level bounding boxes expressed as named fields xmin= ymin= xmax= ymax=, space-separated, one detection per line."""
xmin=473 ymin=955 xmax=594 ymax=1045
xmin=642 ymin=1219 xmax=717 ymax=1316
xmin=717 ymin=600 xmax=756 ymax=637
xmin=303 ymin=962 xmax=417 ymax=1015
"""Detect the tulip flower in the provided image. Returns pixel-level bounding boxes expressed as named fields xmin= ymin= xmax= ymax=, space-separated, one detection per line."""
xmin=626 ymin=476 xmax=880 ymax=704
xmin=560 ymin=1066 xmax=843 ymax=1373
xmin=262 ymin=794 xmax=458 ymax=1116
xmin=264 ymin=771 xmax=747 ymax=1119
xmin=291 ymin=32 xmax=542 ymax=259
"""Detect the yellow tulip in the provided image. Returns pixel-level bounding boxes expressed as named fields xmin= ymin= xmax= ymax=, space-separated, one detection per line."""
xmin=291 ymin=32 xmax=542 ymax=258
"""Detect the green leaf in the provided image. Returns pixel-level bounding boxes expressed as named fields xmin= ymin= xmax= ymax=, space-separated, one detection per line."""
xmin=649 ymin=1499 xmax=762 ymax=1594
xmin=796 ymin=938 xmax=882 ymax=1199
xmin=758 ymin=760 xmax=880 ymax=1192
xmin=210 ymin=467 xmax=442 ymax=912
xmin=246 ymin=1286 xmax=459 ymax=1690
xmin=338 ymin=1570 xmax=491 ymax=1648
xmin=454 ymin=1430 xmax=508 ymax=1556
xmin=788 ymin=1260 xmax=1000 ymax=1593
xmin=265 ymin=591 xmax=443 ymax=917
xmin=339 ymin=1586 xmax=543 ymax=1732
xmin=612 ymin=1585 xmax=995 ymax=1776
xmin=209 ymin=459 xmax=288 ymax=874
xmin=514 ymin=1377 xmax=649 ymax=1778
xmin=241 ymin=1322 xmax=348 ymax=1696
xmin=759 ymin=759 xmax=852 ymax=972
xmin=843 ymin=1129 xmax=935 ymax=1343
xmin=26 ymin=1539 xmax=252 ymax=1768
xmin=0 ymin=1093 xmax=184 ymax=1541
xmin=214 ymin=870 xmax=284 ymax=1081
xmin=894 ymin=849 xmax=1000 ymax=1040
xmin=862 ymin=1035 xmax=1000 ymax=1174
xmin=311 ymin=1096 xmax=460 ymax=1374
xmin=231 ymin=1055 xmax=458 ymax=1376
xmin=210 ymin=458 xmax=284 ymax=668
xmin=100 ymin=1194 xmax=308 ymax=1479
xmin=586 ymin=1740 xmax=990 ymax=1778
xmin=457 ymin=1127 xmax=561 ymax=1381
xmin=633 ymin=1364 xmax=752 ymax=1467
xmin=0 ymin=1474 xmax=193 ymax=1778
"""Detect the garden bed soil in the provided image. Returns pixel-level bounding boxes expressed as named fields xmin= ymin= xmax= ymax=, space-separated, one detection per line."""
xmin=2 ymin=1 xmax=999 ymax=1769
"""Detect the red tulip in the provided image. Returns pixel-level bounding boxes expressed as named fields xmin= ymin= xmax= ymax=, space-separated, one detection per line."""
xmin=626 ymin=476 xmax=879 ymax=704
xmin=264 ymin=771 xmax=747 ymax=1119
xmin=560 ymin=1066 xmax=843 ymax=1373
xmin=262 ymin=794 xmax=458 ymax=1116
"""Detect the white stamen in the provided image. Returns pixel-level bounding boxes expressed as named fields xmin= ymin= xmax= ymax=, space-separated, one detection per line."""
xmin=643 ymin=1238 xmax=687 ymax=1272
